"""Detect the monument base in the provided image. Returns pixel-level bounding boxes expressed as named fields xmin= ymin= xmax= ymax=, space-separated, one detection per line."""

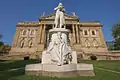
xmin=25 ymin=63 xmax=95 ymax=77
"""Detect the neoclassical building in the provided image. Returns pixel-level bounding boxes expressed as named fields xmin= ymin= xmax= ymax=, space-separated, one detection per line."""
xmin=10 ymin=13 xmax=108 ymax=60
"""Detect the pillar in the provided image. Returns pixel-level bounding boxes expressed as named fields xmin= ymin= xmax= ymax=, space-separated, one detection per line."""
xmin=41 ymin=24 xmax=46 ymax=44
xmin=38 ymin=24 xmax=42 ymax=44
xmin=72 ymin=24 xmax=76 ymax=44
xmin=78 ymin=24 xmax=81 ymax=44
xmin=76 ymin=24 xmax=80 ymax=44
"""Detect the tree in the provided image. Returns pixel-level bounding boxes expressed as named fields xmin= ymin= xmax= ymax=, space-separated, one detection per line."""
xmin=112 ymin=23 xmax=120 ymax=50
xmin=0 ymin=44 xmax=11 ymax=54
xmin=0 ymin=34 xmax=11 ymax=54
xmin=0 ymin=34 xmax=4 ymax=46
xmin=0 ymin=42 xmax=4 ymax=46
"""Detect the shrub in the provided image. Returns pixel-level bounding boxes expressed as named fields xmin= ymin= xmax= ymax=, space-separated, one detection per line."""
xmin=90 ymin=55 xmax=97 ymax=60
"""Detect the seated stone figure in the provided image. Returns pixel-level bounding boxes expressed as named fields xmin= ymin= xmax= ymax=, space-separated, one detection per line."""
xmin=46 ymin=32 xmax=72 ymax=66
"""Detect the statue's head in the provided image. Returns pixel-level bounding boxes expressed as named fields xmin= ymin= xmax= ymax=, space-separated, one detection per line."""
xmin=58 ymin=3 xmax=63 ymax=7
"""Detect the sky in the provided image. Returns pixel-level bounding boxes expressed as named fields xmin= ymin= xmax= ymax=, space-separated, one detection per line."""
xmin=0 ymin=0 xmax=120 ymax=45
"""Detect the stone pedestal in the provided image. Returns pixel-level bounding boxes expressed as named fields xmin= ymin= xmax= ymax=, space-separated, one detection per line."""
xmin=25 ymin=63 xmax=95 ymax=77
xmin=25 ymin=28 xmax=95 ymax=77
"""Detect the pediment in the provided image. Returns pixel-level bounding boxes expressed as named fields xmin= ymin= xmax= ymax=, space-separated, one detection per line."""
xmin=39 ymin=13 xmax=79 ymax=21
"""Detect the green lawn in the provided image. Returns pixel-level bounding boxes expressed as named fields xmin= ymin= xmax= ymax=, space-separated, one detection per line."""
xmin=0 ymin=60 xmax=120 ymax=80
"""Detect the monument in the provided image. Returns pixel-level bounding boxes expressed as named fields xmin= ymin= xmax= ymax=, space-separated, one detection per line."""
xmin=25 ymin=3 xmax=95 ymax=77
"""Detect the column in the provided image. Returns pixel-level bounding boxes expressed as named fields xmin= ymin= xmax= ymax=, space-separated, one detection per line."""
xmin=72 ymin=24 xmax=76 ymax=44
xmin=78 ymin=24 xmax=81 ymax=44
xmin=39 ymin=24 xmax=42 ymax=44
xmin=41 ymin=24 xmax=46 ymax=44
xmin=76 ymin=24 xmax=80 ymax=44
xmin=52 ymin=24 xmax=55 ymax=28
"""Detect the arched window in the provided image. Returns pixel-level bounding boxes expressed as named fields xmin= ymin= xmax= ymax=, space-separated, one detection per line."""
xmin=29 ymin=41 xmax=33 ymax=48
xmin=20 ymin=41 xmax=24 ymax=48
xmin=30 ymin=30 xmax=34 ymax=35
xmin=93 ymin=39 xmax=98 ymax=48
xmin=92 ymin=30 xmax=95 ymax=35
xmin=23 ymin=30 xmax=27 ymax=35
xmin=84 ymin=30 xmax=88 ymax=35
xmin=85 ymin=39 xmax=90 ymax=48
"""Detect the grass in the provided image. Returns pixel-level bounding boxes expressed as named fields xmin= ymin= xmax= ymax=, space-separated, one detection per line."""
xmin=0 ymin=60 xmax=120 ymax=80
xmin=80 ymin=60 xmax=120 ymax=72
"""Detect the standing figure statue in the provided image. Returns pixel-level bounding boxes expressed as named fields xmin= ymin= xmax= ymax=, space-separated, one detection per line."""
xmin=54 ymin=3 xmax=65 ymax=28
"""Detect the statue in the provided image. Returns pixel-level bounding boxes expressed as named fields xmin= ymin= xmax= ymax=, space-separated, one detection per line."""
xmin=25 ymin=2 xmax=94 ymax=77
xmin=47 ymin=32 xmax=72 ymax=66
xmin=43 ymin=3 xmax=73 ymax=66
xmin=54 ymin=3 xmax=65 ymax=28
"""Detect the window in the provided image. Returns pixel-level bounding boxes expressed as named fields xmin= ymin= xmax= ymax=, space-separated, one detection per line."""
xmin=84 ymin=30 xmax=88 ymax=35
xmin=92 ymin=30 xmax=95 ymax=35
xmin=30 ymin=30 xmax=34 ymax=35
xmin=29 ymin=42 xmax=32 ymax=48
xmin=85 ymin=39 xmax=90 ymax=48
xmin=93 ymin=40 xmax=98 ymax=48
xmin=21 ymin=42 xmax=24 ymax=48
xmin=23 ymin=30 xmax=27 ymax=35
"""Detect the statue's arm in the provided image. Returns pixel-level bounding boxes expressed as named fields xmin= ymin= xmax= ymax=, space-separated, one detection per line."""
xmin=54 ymin=7 xmax=58 ymax=11
xmin=63 ymin=8 xmax=65 ymax=12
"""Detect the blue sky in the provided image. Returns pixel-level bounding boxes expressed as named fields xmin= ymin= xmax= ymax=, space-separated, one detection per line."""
xmin=0 ymin=0 xmax=120 ymax=45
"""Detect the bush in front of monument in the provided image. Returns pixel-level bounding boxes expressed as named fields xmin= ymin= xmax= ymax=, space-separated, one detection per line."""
xmin=90 ymin=55 xmax=97 ymax=60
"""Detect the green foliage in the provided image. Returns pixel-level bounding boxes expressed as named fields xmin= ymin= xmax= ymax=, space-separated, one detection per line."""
xmin=108 ymin=47 xmax=114 ymax=50
xmin=0 ymin=41 xmax=4 ymax=46
xmin=0 ymin=44 xmax=11 ymax=53
xmin=0 ymin=34 xmax=11 ymax=53
xmin=112 ymin=23 xmax=120 ymax=50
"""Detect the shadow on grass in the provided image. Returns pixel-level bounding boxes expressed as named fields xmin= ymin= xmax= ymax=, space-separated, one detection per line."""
xmin=0 ymin=59 xmax=40 ymax=80
xmin=0 ymin=59 xmax=40 ymax=71
xmin=0 ymin=68 xmax=24 ymax=80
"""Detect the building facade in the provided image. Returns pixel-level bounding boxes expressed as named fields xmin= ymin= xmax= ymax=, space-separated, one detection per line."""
xmin=10 ymin=13 xmax=108 ymax=60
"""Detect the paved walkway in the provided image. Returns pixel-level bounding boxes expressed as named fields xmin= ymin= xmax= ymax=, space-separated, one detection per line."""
xmin=0 ymin=67 xmax=24 ymax=72
xmin=8 ymin=67 xmax=24 ymax=71
xmin=95 ymin=67 xmax=120 ymax=74
xmin=0 ymin=66 xmax=120 ymax=75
